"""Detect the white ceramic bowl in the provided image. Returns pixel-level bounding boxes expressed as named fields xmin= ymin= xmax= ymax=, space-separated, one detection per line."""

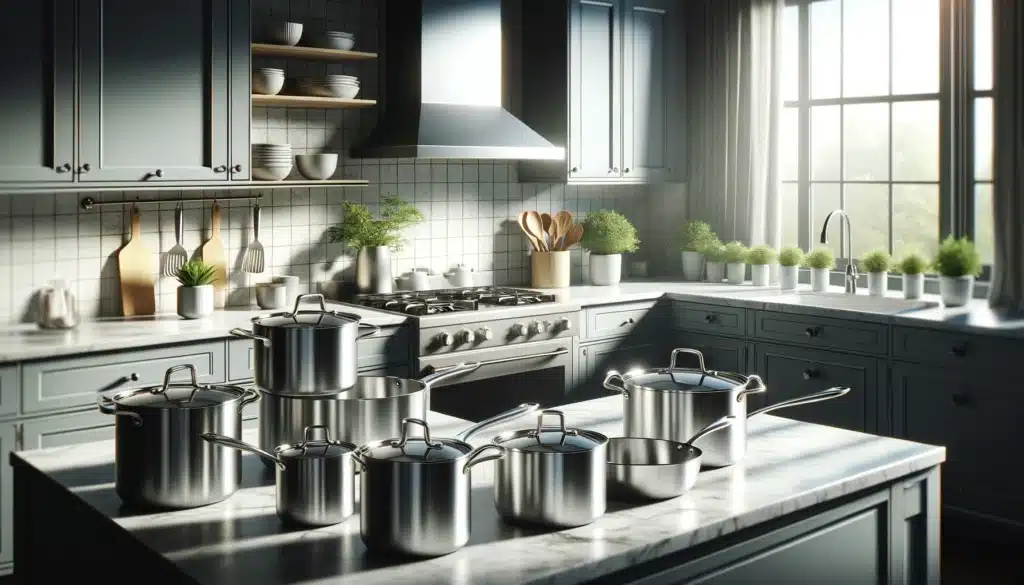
xmin=300 ymin=82 xmax=359 ymax=99
xmin=256 ymin=282 xmax=288 ymax=309
xmin=295 ymin=154 xmax=339 ymax=180
xmin=264 ymin=21 xmax=303 ymax=46
xmin=252 ymin=164 xmax=293 ymax=181
xmin=252 ymin=70 xmax=285 ymax=95
xmin=325 ymin=75 xmax=359 ymax=84
xmin=319 ymin=36 xmax=355 ymax=51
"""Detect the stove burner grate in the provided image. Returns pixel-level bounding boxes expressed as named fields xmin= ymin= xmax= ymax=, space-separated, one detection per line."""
xmin=356 ymin=286 xmax=555 ymax=314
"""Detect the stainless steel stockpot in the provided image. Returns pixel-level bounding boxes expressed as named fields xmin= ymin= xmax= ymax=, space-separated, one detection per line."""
xmin=491 ymin=409 xmax=608 ymax=528
xmin=99 ymin=364 xmax=260 ymax=509
xmin=355 ymin=403 xmax=539 ymax=557
xmin=203 ymin=425 xmax=359 ymax=527
xmin=604 ymin=348 xmax=849 ymax=467
xmin=230 ymin=293 xmax=379 ymax=396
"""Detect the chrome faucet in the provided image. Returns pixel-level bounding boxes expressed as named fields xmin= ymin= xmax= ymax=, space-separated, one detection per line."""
xmin=819 ymin=209 xmax=857 ymax=294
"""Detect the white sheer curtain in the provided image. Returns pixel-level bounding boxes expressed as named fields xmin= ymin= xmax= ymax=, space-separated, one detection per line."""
xmin=685 ymin=0 xmax=784 ymax=248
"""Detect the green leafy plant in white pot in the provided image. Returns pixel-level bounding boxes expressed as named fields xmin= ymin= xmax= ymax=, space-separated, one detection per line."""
xmin=746 ymin=246 xmax=776 ymax=287
xmin=894 ymin=252 xmax=928 ymax=300
xmin=580 ymin=210 xmax=640 ymax=286
xmin=860 ymin=248 xmax=891 ymax=297
xmin=701 ymin=239 xmax=726 ymax=283
xmin=777 ymin=247 xmax=804 ymax=290
xmin=723 ymin=241 xmax=748 ymax=285
xmin=803 ymin=247 xmax=835 ymax=292
xmin=678 ymin=220 xmax=717 ymax=281
xmin=932 ymin=235 xmax=981 ymax=307
xmin=176 ymin=260 xmax=217 ymax=319
xmin=327 ymin=195 xmax=424 ymax=294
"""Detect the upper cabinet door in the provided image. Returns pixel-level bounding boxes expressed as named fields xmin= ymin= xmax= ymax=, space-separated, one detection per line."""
xmin=0 ymin=1 xmax=75 ymax=183
xmin=77 ymin=0 xmax=230 ymax=182
xmin=622 ymin=0 xmax=681 ymax=182
xmin=569 ymin=0 xmax=622 ymax=181
xmin=228 ymin=0 xmax=251 ymax=181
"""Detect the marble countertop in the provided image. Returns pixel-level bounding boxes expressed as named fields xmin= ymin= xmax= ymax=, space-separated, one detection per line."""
xmin=13 ymin=396 xmax=945 ymax=585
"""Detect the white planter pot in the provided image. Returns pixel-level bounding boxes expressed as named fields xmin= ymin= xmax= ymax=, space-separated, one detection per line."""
xmin=681 ymin=251 xmax=704 ymax=281
xmin=177 ymin=285 xmax=214 ymax=319
xmin=940 ymin=275 xmax=974 ymax=307
xmin=705 ymin=262 xmax=725 ymax=283
xmin=779 ymin=265 xmax=799 ymax=290
xmin=903 ymin=273 xmax=925 ymax=300
xmin=726 ymin=262 xmax=746 ymax=285
xmin=589 ymin=253 xmax=622 ymax=286
xmin=810 ymin=268 xmax=830 ymax=292
xmin=750 ymin=264 xmax=771 ymax=287
xmin=867 ymin=271 xmax=888 ymax=297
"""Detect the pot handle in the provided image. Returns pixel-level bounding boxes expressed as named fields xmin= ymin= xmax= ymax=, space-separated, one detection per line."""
xmin=462 ymin=444 xmax=507 ymax=474
xmin=747 ymin=386 xmax=851 ymax=418
xmin=529 ymin=409 xmax=577 ymax=437
xmin=455 ymin=402 xmax=540 ymax=441
xmin=289 ymin=293 xmax=327 ymax=315
xmin=238 ymin=388 xmax=261 ymax=412
xmin=603 ymin=371 xmax=628 ymax=398
xmin=393 ymin=418 xmax=443 ymax=449
xmin=155 ymin=364 xmax=200 ymax=395
xmin=669 ymin=348 xmax=709 ymax=374
xmin=736 ymin=375 xmax=767 ymax=401
xmin=230 ymin=328 xmax=271 ymax=347
xmin=685 ymin=415 xmax=736 ymax=445
xmin=418 ymin=362 xmax=482 ymax=387
xmin=97 ymin=396 xmax=142 ymax=426
xmin=356 ymin=322 xmax=380 ymax=339
xmin=201 ymin=432 xmax=286 ymax=470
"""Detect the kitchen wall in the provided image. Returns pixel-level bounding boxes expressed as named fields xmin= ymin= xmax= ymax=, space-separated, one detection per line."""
xmin=0 ymin=0 xmax=651 ymax=324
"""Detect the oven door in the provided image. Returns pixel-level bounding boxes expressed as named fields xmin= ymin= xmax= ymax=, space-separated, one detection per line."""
xmin=418 ymin=339 xmax=572 ymax=422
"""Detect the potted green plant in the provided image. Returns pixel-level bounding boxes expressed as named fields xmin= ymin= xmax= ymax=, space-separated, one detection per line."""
xmin=678 ymin=220 xmax=717 ymax=281
xmin=746 ymin=246 xmax=776 ymax=287
xmin=701 ymin=239 xmax=727 ymax=283
xmin=579 ymin=210 xmax=640 ymax=286
xmin=327 ymin=195 xmax=424 ymax=294
xmin=860 ymin=248 xmax=891 ymax=297
xmin=176 ymin=260 xmax=217 ymax=319
xmin=723 ymin=241 xmax=748 ymax=285
xmin=894 ymin=252 xmax=928 ymax=300
xmin=803 ymin=247 xmax=835 ymax=292
xmin=778 ymin=247 xmax=804 ymax=290
xmin=932 ymin=235 xmax=982 ymax=306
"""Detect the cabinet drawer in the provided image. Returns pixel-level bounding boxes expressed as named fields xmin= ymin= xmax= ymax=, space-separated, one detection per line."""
xmin=20 ymin=342 xmax=226 ymax=414
xmin=892 ymin=326 xmax=1022 ymax=371
xmin=583 ymin=301 xmax=661 ymax=340
xmin=672 ymin=301 xmax=747 ymax=337
xmin=0 ymin=367 xmax=18 ymax=417
xmin=19 ymin=410 xmax=116 ymax=450
xmin=227 ymin=339 xmax=255 ymax=382
xmin=575 ymin=338 xmax=662 ymax=403
xmin=358 ymin=327 xmax=409 ymax=370
xmin=753 ymin=311 xmax=888 ymax=355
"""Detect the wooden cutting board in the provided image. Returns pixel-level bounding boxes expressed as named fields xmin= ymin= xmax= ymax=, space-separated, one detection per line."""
xmin=201 ymin=203 xmax=227 ymax=308
xmin=117 ymin=207 xmax=156 ymax=316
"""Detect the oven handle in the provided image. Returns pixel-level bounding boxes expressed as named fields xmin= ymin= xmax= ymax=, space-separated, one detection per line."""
xmin=423 ymin=347 xmax=570 ymax=375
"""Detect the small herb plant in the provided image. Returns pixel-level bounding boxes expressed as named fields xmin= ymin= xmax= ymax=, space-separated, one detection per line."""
xmin=701 ymin=239 xmax=727 ymax=262
xmin=327 ymin=195 xmax=425 ymax=251
xmin=579 ymin=210 xmax=640 ymax=255
xmin=746 ymin=245 xmax=777 ymax=265
xmin=778 ymin=247 xmax=804 ymax=267
xmin=803 ymin=247 xmax=836 ymax=270
xmin=678 ymin=220 xmax=717 ymax=252
xmin=932 ymin=235 xmax=982 ymax=278
xmin=723 ymin=241 xmax=748 ymax=264
xmin=176 ymin=260 xmax=217 ymax=287
xmin=894 ymin=252 xmax=928 ymax=275
xmin=860 ymin=249 xmax=891 ymax=273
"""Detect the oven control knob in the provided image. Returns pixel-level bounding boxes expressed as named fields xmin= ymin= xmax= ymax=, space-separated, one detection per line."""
xmin=457 ymin=329 xmax=476 ymax=344
xmin=510 ymin=323 xmax=527 ymax=337
xmin=529 ymin=320 xmax=548 ymax=335
xmin=436 ymin=331 xmax=454 ymax=347
xmin=477 ymin=327 xmax=494 ymax=341
xmin=556 ymin=317 xmax=572 ymax=332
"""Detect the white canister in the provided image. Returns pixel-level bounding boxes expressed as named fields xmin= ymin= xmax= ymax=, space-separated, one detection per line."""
xmin=589 ymin=253 xmax=622 ymax=286
xmin=779 ymin=265 xmax=799 ymax=290
xmin=866 ymin=271 xmax=888 ymax=297
xmin=810 ymin=268 xmax=830 ymax=292
xmin=705 ymin=262 xmax=725 ymax=283
xmin=750 ymin=264 xmax=771 ymax=287
xmin=903 ymin=273 xmax=925 ymax=300
xmin=409 ymin=269 xmax=431 ymax=291
xmin=444 ymin=264 xmax=475 ymax=288
xmin=726 ymin=262 xmax=746 ymax=285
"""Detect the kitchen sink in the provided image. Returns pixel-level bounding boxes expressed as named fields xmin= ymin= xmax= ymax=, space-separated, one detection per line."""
xmin=722 ymin=289 xmax=938 ymax=314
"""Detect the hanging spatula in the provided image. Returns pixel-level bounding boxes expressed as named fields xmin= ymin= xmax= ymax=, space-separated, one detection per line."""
xmin=242 ymin=203 xmax=265 ymax=273
xmin=163 ymin=203 xmax=187 ymax=277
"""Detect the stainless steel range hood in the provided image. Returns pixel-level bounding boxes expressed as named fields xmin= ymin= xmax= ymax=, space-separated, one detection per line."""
xmin=351 ymin=0 xmax=564 ymax=160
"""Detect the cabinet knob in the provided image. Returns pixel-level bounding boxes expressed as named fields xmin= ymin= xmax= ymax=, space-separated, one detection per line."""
xmin=214 ymin=165 xmax=227 ymax=173
xmin=232 ymin=164 xmax=243 ymax=173
xmin=804 ymin=326 xmax=822 ymax=337
xmin=81 ymin=163 xmax=91 ymax=173
xmin=620 ymin=317 xmax=635 ymax=327
xmin=704 ymin=314 xmax=717 ymax=324
xmin=802 ymin=369 xmax=820 ymax=380
xmin=570 ymin=166 xmax=578 ymax=173
xmin=56 ymin=163 xmax=72 ymax=173
xmin=154 ymin=169 xmax=164 ymax=178
xmin=951 ymin=393 xmax=970 ymax=407
xmin=949 ymin=344 xmax=968 ymax=358
xmin=624 ymin=168 xmax=631 ymax=173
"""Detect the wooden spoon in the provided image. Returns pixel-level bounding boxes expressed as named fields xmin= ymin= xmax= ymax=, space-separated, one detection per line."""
xmin=517 ymin=211 xmax=541 ymax=251
xmin=561 ymin=223 xmax=584 ymax=250
xmin=525 ymin=211 xmax=548 ymax=251
xmin=553 ymin=210 xmax=573 ymax=249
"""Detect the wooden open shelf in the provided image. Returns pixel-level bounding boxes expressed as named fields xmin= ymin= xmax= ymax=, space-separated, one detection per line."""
xmin=252 ymin=43 xmax=377 ymax=61
xmin=248 ymin=179 xmax=370 ymax=187
xmin=251 ymin=95 xmax=376 ymax=109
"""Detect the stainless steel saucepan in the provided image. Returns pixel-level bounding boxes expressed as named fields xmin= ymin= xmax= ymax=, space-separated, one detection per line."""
xmin=606 ymin=416 xmax=735 ymax=501
xmin=604 ymin=348 xmax=850 ymax=467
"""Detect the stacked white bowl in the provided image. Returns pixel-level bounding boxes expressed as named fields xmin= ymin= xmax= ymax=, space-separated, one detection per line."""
xmin=264 ymin=21 xmax=303 ymax=46
xmin=251 ymin=143 xmax=293 ymax=181
xmin=252 ymin=68 xmax=285 ymax=95
xmin=297 ymin=75 xmax=360 ymax=99
xmin=319 ymin=31 xmax=355 ymax=51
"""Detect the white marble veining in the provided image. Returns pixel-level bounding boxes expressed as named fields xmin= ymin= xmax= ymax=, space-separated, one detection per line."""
xmin=14 ymin=396 xmax=945 ymax=585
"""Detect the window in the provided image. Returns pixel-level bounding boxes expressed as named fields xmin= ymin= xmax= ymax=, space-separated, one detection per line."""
xmin=781 ymin=0 xmax=994 ymax=268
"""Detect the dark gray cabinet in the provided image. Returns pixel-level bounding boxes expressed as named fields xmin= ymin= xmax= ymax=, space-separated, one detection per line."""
xmin=574 ymin=338 xmax=662 ymax=402
xmin=0 ymin=0 xmax=76 ymax=183
xmin=672 ymin=333 xmax=750 ymax=374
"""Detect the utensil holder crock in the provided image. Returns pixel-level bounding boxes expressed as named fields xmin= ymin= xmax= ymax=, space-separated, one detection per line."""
xmin=531 ymin=251 xmax=570 ymax=288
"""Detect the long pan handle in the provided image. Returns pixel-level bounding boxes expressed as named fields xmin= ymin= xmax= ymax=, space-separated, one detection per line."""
xmin=747 ymin=386 xmax=851 ymax=418
xmin=455 ymin=403 xmax=541 ymax=441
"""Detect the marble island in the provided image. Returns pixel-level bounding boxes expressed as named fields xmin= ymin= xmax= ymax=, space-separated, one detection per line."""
xmin=12 ymin=397 xmax=945 ymax=585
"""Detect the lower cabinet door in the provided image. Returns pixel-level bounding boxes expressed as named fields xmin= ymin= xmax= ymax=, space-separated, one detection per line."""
xmin=19 ymin=411 xmax=115 ymax=451
xmin=0 ymin=423 xmax=16 ymax=566
xmin=574 ymin=338 xmax=662 ymax=402
xmin=672 ymin=333 xmax=750 ymax=374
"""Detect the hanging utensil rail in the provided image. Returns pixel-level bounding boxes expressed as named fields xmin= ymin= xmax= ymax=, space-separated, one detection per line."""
xmin=80 ymin=193 xmax=264 ymax=211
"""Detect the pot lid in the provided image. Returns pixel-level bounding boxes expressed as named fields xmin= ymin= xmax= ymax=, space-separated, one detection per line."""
xmin=275 ymin=426 xmax=357 ymax=460
xmin=110 ymin=365 xmax=248 ymax=409
xmin=495 ymin=410 xmax=607 ymax=453
xmin=253 ymin=293 xmax=362 ymax=329
xmin=623 ymin=348 xmax=748 ymax=392
xmin=359 ymin=419 xmax=472 ymax=463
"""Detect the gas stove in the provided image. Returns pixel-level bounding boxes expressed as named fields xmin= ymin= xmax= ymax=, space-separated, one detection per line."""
xmin=354 ymin=287 xmax=558 ymax=316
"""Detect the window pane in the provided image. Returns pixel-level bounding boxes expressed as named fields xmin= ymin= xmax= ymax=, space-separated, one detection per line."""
xmin=974 ymin=0 xmax=993 ymax=91
xmin=844 ymin=183 xmax=890 ymax=258
xmin=781 ymin=182 xmax=800 ymax=248
xmin=975 ymin=183 xmax=994 ymax=265
xmin=811 ymin=106 xmax=841 ymax=181
xmin=810 ymin=0 xmax=841 ymax=99
xmin=782 ymin=6 xmax=800 ymax=102
xmin=892 ymin=0 xmax=939 ymax=95
xmin=811 ymin=183 xmax=842 ymax=258
xmin=843 ymin=0 xmax=890 ymax=97
xmin=892 ymin=100 xmax=939 ymax=181
xmin=781 ymin=107 xmax=799 ymax=181
xmin=892 ymin=184 xmax=940 ymax=258
xmin=844 ymin=103 xmax=890 ymax=181
xmin=974 ymin=97 xmax=993 ymax=181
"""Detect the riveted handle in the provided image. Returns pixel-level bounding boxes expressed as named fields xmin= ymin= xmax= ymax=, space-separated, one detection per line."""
xmin=669 ymin=348 xmax=709 ymax=374
xmin=393 ymin=418 xmax=442 ymax=449
xmin=462 ymin=444 xmax=506 ymax=474
xmin=603 ymin=371 xmax=628 ymax=397
xmin=530 ymin=409 xmax=576 ymax=437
